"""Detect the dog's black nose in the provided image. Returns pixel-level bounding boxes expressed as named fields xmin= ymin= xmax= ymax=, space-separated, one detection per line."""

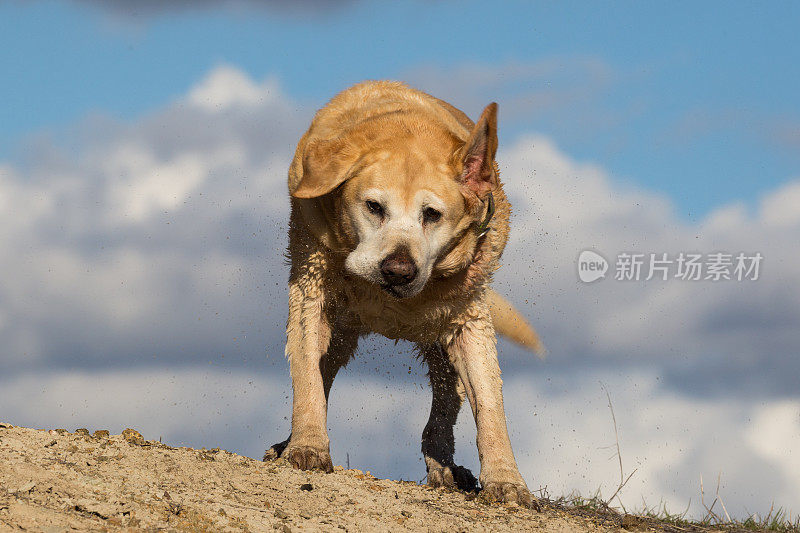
xmin=380 ymin=249 xmax=417 ymax=286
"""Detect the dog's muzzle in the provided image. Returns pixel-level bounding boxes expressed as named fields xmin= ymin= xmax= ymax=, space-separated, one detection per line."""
xmin=380 ymin=248 xmax=417 ymax=287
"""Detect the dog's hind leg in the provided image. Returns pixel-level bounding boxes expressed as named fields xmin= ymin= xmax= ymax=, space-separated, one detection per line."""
xmin=419 ymin=343 xmax=479 ymax=492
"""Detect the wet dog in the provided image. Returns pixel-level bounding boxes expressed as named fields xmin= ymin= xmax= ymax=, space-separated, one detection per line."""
xmin=265 ymin=81 xmax=542 ymax=507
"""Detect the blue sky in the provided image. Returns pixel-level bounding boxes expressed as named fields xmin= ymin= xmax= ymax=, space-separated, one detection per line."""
xmin=1 ymin=1 xmax=799 ymax=518
xmin=2 ymin=0 xmax=798 ymax=217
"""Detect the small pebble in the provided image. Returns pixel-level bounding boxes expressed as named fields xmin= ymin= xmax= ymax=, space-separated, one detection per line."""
xmin=299 ymin=483 xmax=313 ymax=491
xmin=16 ymin=482 xmax=36 ymax=494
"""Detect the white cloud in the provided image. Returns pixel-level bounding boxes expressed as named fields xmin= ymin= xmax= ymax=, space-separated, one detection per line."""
xmin=500 ymin=376 xmax=800 ymax=517
xmin=746 ymin=401 xmax=800 ymax=493
xmin=187 ymin=65 xmax=283 ymax=112
xmin=760 ymin=179 xmax=800 ymax=228
xmin=495 ymin=135 xmax=800 ymax=390
xmin=0 ymin=65 xmax=298 ymax=370
xmin=102 ymin=143 xmax=247 ymax=222
xmin=0 ymin=368 xmax=290 ymax=454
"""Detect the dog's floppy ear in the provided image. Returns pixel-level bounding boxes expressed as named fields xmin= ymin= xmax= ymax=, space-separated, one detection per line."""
xmin=458 ymin=103 xmax=499 ymax=200
xmin=291 ymin=137 xmax=358 ymax=199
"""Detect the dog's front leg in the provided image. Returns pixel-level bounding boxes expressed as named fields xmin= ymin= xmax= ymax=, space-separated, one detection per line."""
xmin=265 ymin=315 xmax=358 ymax=465
xmin=445 ymin=309 xmax=538 ymax=509
xmin=282 ymin=281 xmax=334 ymax=473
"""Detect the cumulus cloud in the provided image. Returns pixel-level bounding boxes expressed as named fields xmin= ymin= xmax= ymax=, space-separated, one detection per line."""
xmin=501 ymin=373 xmax=800 ymax=518
xmin=187 ymin=66 xmax=284 ymax=112
xmin=1 ymin=64 xmax=798 ymax=519
xmin=0 ymin=65 xmax=306 ymax=373
xmin=494 ymin=135 xmax=800 ymax=396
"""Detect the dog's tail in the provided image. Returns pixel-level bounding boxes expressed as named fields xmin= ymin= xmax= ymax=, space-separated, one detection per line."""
xmin=487 ymin=289 xmax=545 ymax=358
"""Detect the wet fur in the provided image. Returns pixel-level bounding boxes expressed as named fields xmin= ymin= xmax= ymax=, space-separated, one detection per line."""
xmin=265 ymin=81 xmax=541 ymax=509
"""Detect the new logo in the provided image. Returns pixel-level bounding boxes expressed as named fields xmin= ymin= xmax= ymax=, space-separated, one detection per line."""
xmin=578 ymin=250 xmax=608 ymax=283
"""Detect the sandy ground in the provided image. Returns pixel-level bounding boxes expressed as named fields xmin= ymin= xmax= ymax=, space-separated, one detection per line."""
xmin=0 ymin=423 xmax=627 ymax=532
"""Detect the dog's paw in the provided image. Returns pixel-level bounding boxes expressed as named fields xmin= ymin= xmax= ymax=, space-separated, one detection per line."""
xmin=427 ymin=464 xmax=479 ymax=492
xmin=282 ymin=445 xmax=334 ymax=473
xmin=479 ymin=482 xmax=540 ymax=510
xmin=263 ymin=438 xmax=290 ymax=462
xmin=263 ymin=438 xmax=333 ymax=473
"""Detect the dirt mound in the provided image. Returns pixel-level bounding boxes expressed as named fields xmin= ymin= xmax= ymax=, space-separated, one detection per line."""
xmin=0 ymin=423 xmax=620 ymax=532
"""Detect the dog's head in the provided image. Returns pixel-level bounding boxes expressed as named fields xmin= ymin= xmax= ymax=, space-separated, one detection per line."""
xmin=291 ymin=103 xmax=499 ymax=299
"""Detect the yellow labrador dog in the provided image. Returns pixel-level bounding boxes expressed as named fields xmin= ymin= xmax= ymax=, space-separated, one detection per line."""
xmin=265 ymin=81 xmax=542 ymax=508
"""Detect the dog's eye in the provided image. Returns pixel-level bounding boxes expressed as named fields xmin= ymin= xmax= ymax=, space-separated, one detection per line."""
xmin=365 ymin=200 xmax=384 ymax=217
xmin=423 ymin=207 xmax=442 ymax=224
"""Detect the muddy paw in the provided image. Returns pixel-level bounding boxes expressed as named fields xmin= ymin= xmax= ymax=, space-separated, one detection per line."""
xmin=263 ymin=438 xmax=289 ymax=461
xmin=282 ymin=445 xmax=333 ymax=473
xmin=427 ymin=464 xmax=479 ymax=492
xmin=479 ymin=481 xmax=540 ymax=510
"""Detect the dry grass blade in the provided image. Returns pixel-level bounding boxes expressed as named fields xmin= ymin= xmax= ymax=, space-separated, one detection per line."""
xmin=600 ymin=383 xmax=637 ymax=512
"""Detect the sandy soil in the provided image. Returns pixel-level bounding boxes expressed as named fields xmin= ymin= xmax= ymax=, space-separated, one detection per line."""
xmin=0 ymin=423 xmax=626 ymax=532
